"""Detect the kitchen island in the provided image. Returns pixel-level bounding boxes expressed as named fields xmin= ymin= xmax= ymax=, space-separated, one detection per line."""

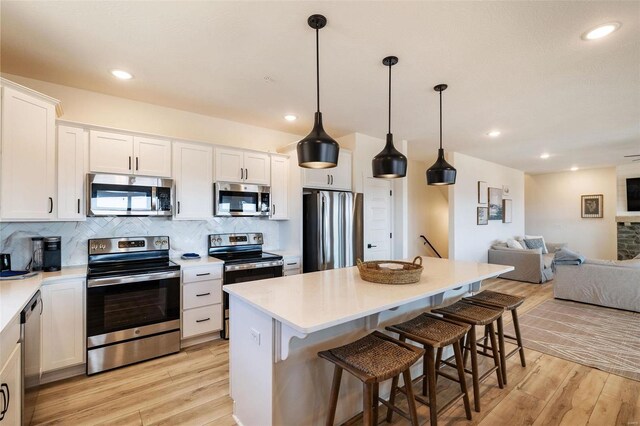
xmin=225 ymin=257 xmax=513 ymax=426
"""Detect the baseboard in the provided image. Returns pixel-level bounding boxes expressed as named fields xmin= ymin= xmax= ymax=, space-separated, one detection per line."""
xmin=41 ymin=363 xmax=85 ymax=384
xmin=180 ymin=332 xmax=222 ymax=348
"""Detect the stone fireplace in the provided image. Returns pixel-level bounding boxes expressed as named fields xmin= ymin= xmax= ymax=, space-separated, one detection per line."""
xmin=617 ymin=217 xmax=640 ymax=260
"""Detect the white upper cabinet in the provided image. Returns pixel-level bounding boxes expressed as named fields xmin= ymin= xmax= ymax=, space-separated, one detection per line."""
xmin=57 ymin=126 xmax=88 ymax=220
xmin=133 ymin=136 xmax=172 ymax=177
xmin=173 ymin=141 xmax=213 ymax=220
xmin=0 ymin=82 xmax=57 ymax=220
xmin=89 ymin=130 xmax=134 ymax=174
xmin=89 ymin=131 xmax=171 ymax=177
xmin=270 ymin=155 xmax=289 ymax=220
xmin=302 ymin=150 xmax=352 ymax=191
xmin=214 ymin=147 xmax=271 ymax=185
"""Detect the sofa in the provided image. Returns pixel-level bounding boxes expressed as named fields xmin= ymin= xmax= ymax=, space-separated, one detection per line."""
xmin=554 ymin=259 xmax=640 ymax=312
xmin=488 ymin=242 xmax=566 ymax=284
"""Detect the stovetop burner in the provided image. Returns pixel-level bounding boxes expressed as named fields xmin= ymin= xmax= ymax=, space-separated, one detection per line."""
xmin=210 ymin=251 xmax=282 ymax=265
xmin=207 ymin=233 xmax=282 ymax=265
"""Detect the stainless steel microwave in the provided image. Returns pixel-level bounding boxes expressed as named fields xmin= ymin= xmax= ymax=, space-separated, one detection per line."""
xmin=214 ymin=182 xmax=270 ymax=217
xmin=87 ymin=173 xmax=173 ymax=216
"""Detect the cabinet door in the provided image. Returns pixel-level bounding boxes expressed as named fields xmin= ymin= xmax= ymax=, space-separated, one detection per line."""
xmin=41 ymin=279 xmax=85 ymax=372
xmin=133 ymin=136 xmax=171 ymax=177
xmin=214 ymin=147 xmax=244 ymax=183
xmin=243 ymin=152 xmax=271 ymax=185
xmin=1 ymin=86 xmax=56 ymax=220
xmin=173 ymin=142 xmax=213 ymax=220
xmin=270 ymin=155 xmax=289 ymax=220
xmin=89 ymin=130 xmax=133 ymax=174
xmin=302 ymin=168 xmax=332 ymax=190
xmin=0 ymin=343 xmax=21 ymax=426
xmin=330 ymin=150 xmax=352 ymax=190
xmin=57 ymin=126 xmax=87 ymax=220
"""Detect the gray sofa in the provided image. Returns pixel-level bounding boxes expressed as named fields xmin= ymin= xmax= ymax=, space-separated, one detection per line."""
xmin=554 ymin=260 xmax=640 ymax=312
xmin=488 ymin=242 xmax=565 ymax=284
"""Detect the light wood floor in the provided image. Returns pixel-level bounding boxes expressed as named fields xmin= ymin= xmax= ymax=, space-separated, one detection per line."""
xmin=33 ymin=278 xmax=640 ymax=426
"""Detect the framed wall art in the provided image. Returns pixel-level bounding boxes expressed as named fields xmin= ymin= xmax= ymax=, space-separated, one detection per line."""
xmin=478 ymin=181 xmax=488 ymax=204
xmin=477 ymin=207 xmax=488 ymax=225
xmin=581 ymin=194 xmax=603 ymax=218
xmin=488 ymin=187 xmax=503 ymax=220
xmin=503 ymin=199 xmax=512 ymax=223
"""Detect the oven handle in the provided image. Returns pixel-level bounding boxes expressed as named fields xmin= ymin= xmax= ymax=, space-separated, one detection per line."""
xmin=224 ymin=259 xmax=284 ymax=272
xmin=87 ymin=270 xmax=180 ymax=288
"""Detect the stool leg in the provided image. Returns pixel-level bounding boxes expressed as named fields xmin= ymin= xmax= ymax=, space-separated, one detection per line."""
xmin=462 ymin=333 xmax=470 ymax=368
xmin=422 ymin=352 xmax=429 ymax=396
xmin=385 ymin=374 xmax=400 ymax=423
xmin=434 ymin=347 xmax=443 ymax=387
xmin=404 ymin=367 xmax=420 ymax=426
xmin=326 ymin=366 xmax=342 ymax=426
xmin=469 ymin=327 xmax=481 ymax=412
xmin=425 ymin=346 xmax=438 ymax=426
xmin=512 ymin=308 xmax=527 ymax=367
xmin=372 ymin=383 xmax=379 ymax=426
xmin=482 ymin=326 xmax=489 ymax=356
xmin=488 ymin=323 xmax=504 ymax=389
xmin=453 ymin=340 xmax=472 ymax=421
xmin=363 ymin=383 xmax=373 ymax=426
xmin=497 ymin=315 xmax=507 ymax=385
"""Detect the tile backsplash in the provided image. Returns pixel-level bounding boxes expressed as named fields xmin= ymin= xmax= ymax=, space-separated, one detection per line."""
xmin=0 ymin=216 xmax=280 ymax=269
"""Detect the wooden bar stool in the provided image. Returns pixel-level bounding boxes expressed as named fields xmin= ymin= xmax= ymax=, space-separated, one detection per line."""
xmin=464 ymin=290 xmax=526 ymax=385
xmin=386 ymin=313 xmax=473 ymax=426
xmin=318 ymin=331 xmax=424 ymax=426
xmin=432 ymin=300 xmax=504 ymax=412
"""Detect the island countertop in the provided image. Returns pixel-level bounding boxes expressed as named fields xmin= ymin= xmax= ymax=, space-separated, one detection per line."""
xmin=224 ymin=257 xmax=513 ymax=334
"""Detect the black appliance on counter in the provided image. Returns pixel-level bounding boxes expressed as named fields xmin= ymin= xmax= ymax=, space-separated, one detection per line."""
xmin=209 ymin=233 xmax=283 ymax=339
xmin=43 ymin=236 xmax=61 ymax=272
xmin=86 ymin=236 xmax=180 ymax=375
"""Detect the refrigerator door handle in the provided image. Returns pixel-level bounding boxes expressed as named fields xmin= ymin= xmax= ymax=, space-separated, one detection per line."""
xmin=319 ymin=194 xmax=325 ymax=269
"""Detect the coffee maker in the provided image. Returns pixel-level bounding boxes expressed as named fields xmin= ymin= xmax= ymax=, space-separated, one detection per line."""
xmin=43 ymin=236 xmax=61 ymax=272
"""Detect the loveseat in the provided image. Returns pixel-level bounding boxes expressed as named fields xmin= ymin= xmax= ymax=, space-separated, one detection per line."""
xmin=554 ymin=259 xmax=640 ymax=312
xmin=488 ymin=242 xmax=566 ymax=284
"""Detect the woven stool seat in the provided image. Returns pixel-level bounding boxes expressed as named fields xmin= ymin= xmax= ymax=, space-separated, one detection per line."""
xmin=464 ymin=290 xmax=524 ymax=310
xmin=388 ymin=313 xmax=470 ymax=348
xmin=322 ymin=332 xmax=422 ymax=382
xmin=432 ymin=300 xmax=502 ymax=325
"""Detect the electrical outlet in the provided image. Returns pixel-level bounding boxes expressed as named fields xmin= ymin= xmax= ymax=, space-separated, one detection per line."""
xmin=250 ymin=328 xmax=261 ymax=346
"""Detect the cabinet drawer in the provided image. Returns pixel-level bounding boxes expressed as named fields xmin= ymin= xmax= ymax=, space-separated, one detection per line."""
xmin=182 ymin=304 xmax=222 ymax=338
xmin=183 ymin=266 xmax=222 ymax=283
xmin=283 ymin=269 xmax=301 ymax=277
xmin=183 ymin=280 xmax=222 ymax=309
xmin=283 ymin=256 xmax=301 ymax=271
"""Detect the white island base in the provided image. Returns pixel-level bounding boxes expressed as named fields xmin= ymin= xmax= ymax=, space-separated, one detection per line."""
xmin=226 ymin=258 xmax=513 ymax=426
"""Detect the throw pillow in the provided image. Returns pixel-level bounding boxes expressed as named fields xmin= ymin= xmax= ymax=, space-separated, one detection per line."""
xmin=523 ymin=237 xmax=546 ymax=252
xmin=506 ymin=238 xmax=524 ymax=249
xmin=525 ymin=235 xmax=548 ymax=254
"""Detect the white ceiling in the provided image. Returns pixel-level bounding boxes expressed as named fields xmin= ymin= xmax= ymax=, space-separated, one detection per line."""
xmin=1 ymin=1 xmax=639 ymax=174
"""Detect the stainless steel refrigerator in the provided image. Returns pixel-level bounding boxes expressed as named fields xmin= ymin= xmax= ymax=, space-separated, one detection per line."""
xmin=303 ymin=190 xmax=364 ymax=272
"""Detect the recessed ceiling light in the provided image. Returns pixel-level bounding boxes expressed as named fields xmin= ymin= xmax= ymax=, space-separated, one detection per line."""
xmin=571 ymin=166 xmax=579 ymax=172
xmin=487 ymin=130 xmax=501 ymax=138
xmin=581 ymin=22 xmax=621 ymax=41
xmin=111 ymin=69 xmax=133 ymax=80
xmin=540 ymin=153 xmax=550 ymax=159
xmin=284 ymin=114 xmax=297 ymax=122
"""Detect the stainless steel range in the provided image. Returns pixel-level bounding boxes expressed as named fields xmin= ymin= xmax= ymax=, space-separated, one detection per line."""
xmin=86 ymin=236 xmax=181 ymax=375
xmin=209 ymin=233 xmax=283 ymax=339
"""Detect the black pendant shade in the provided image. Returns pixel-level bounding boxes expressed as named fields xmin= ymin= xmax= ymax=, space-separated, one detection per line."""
xmin=372 ymin=56 xmax=407 ymax=178
xmin=426 ymin=84 xmax=457 ymax=185
xmin=297 ymin=14 xmax=339 ymax=169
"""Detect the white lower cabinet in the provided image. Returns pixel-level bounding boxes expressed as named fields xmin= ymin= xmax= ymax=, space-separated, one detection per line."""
xmin=283 ymin=255 xmax=301 ymax=276
xmin=0 ymin=343 xmax=21 ymax=425
xmin=41 ymin=279 xmax=85 ymax=372
xmin=181 ymin=264 xmax=223 ymax=339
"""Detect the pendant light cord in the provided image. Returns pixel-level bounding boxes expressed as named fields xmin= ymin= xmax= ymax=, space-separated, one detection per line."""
xmin=316 ymin=28 xmax=320 ymax=113
xmin=439 ymin=89 xmax=443 ymax=150
xmin=388 ymin=63 xmax=392 ymax=134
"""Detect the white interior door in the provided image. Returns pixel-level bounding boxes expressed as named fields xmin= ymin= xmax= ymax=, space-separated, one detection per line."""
xmin=364 ymin=178 xmax=392 ymax=261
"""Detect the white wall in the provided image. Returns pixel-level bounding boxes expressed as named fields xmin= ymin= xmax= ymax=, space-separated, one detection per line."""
xmin=449 ymin=152 xmax=525 ymax=262
xmin=2 ymin=73 xmax=300 ymax=152
xmin=525 ymin=167 xmax=617 ymax=259
xmin=617 ymin=163 xmax=640 ymax=216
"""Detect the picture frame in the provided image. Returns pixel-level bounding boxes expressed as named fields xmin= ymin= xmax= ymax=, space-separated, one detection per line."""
xmin=477 ymin=207 xmax=488 ymax=225
xmin=488 ymin=187 xmax=503 ymax=220
xmin=581 ymin=194 xmax=603 ymax=218
xmin=502 ymin=199 xmax=512 ymax=223
xmin=478 ymin=181 xmax=488 ymax=204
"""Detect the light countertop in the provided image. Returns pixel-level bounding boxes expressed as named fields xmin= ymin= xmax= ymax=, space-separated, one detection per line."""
xmin=225 ymin=257 xmax=513 ymax=334
xmin=0 ymin=266 xmax=87 ymax=334
xmin=171 ymin=256 xmax=224 ymax=268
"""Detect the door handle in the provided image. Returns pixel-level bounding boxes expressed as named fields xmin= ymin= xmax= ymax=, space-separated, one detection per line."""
xmin=272 ymin=204 xmax=275 ymax=216
xmin=327 ymin=175 xmax=330 ymax=185
xmin=367 ymin=244 xmax=377 ymax=249
xmin=331 ymin=175 xmax=334 ymax=185
xmin=245 ymin=168 xmax=248 ymax=180
xmin=129 ymin=156 xmax=132 ymax=170
xmin=177 ymin=201 xmax=181 ymax=214
xmin=136 ymin=157 xmax=139 ymax=171
xmin=195 ymin=272 xmax=210 ymax=277
xmin=196 ymin=292 xmax=211 ymax=297
xmin=0 ymin=383 xmax=9 ymax=420
xmin=196 ymin=318 xmax=211 ymax=323
xmin=48 ymin=197 xmax=53 ymax=214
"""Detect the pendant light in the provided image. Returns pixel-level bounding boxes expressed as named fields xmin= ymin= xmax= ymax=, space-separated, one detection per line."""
xmin=372 ymin=56 xmax=407 ymax=178
xmin=426 ymin=84 xmax=457 ymax=185
xmin=297 ymin=14 xmax=339 ymax=169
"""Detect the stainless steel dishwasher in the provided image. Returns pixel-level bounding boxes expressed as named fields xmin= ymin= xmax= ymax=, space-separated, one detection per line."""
xmin=20 ymin=291 xmax=42 ymax=426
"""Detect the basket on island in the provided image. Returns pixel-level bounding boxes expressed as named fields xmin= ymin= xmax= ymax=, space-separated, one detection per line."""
xmin=356 ymin=256 xmax=423 ymax=285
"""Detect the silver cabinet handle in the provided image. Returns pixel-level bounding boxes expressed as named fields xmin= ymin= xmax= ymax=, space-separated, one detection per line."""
xmin=177 ymin=201 xmax=181 ymax=214
xmin=196 ymin=318 xmax=211 ymax=323
xmin=196 ymin=292 xmax=211 ymax=297
xmin=331 ymin=175 xmax=334 ymax=185
xmin=367 ymin=244 xmax=377 ymax=248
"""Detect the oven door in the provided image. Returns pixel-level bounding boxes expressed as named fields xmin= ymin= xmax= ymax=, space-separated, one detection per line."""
xmin=215 ymin=182 xmax=270 ymax=217
xmin=86 ymin=270 xmax=180 ymax=348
